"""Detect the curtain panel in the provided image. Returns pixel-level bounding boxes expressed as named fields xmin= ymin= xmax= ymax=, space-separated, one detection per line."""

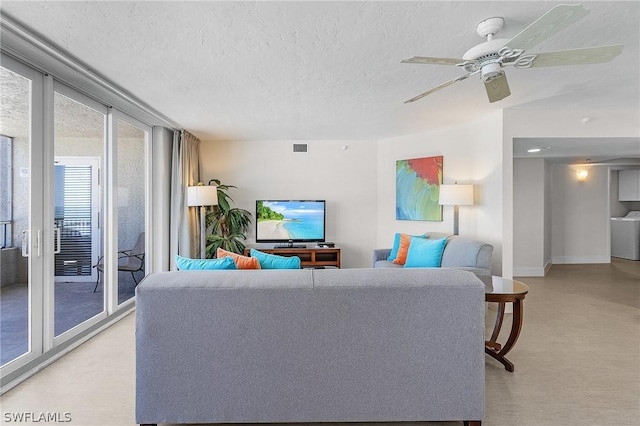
xmin=169 ymin=130 xmax=201 ymax=268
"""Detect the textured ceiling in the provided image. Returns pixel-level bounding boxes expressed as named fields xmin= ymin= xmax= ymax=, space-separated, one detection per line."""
xmin=1 ymin=1 xmax=639 ymax=142
xmin=514 ymin=137 xmax=640 ymax=164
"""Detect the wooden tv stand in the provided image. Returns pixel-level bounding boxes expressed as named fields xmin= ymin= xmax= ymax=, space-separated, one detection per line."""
xmin=244 ymin=247 xmax=341 ymax=269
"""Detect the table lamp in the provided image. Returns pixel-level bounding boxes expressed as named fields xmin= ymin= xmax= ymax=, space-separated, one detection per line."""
xmin=439 ymin=184 xmax=474 ymax=235
xmin=187 ymin=184 xmax=218 ymax=258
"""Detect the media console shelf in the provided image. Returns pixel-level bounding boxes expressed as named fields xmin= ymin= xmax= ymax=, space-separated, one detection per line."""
xmin=244 ymin=247 xmax=341 ymax=269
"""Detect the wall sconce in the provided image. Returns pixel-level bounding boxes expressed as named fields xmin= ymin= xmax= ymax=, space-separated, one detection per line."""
xmin=576 ymin=170 xmax=588 ymax=182
xmin=439 ymin=183 xmax=474 ymax=235
xmin=188 ymin=183 xmax=219 ymax=258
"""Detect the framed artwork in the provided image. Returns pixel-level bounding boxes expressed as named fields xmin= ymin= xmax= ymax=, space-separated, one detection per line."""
xmin=396 ymin=155 xmax=443 ymax=221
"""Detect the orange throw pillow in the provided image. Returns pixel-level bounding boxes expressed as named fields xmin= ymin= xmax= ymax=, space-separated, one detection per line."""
xmin=216 ymin=247 xmax=261 ymax=269
xmin=392 ymin=233 xmax=412 ymax=265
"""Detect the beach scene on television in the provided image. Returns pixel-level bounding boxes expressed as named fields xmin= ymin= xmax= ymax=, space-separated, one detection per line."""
xmin=257 ymin=201 xmax=325 ymax=240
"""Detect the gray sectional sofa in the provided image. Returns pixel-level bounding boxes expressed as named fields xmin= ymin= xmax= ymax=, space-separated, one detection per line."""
xmin=373 ymin=232 xmax=494 ymax=276
xmin=136 ymin=268 xmax=485 ymax=426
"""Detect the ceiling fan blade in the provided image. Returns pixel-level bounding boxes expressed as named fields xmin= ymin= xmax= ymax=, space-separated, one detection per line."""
xmin=404 ymin=74 xmax=470 ymax=104
xmin=531 ymin=45 xmax=624 ymax=67
xmin=401 ymin=56 xmax=464 ymax=66
xmin=505 ymin=4 xmax=589 ymax=52
xmin=484 ymin=74 xmax=511 ymax=103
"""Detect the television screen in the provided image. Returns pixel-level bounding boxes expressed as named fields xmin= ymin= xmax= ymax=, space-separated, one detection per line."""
xmin=256 ymin=200 xmax=326 ymax=244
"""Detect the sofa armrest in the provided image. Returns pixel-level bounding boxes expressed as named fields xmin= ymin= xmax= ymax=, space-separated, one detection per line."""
xmin=441 ymin=237 xmax=493 ymax=273
xmin=372 ymin=248 xmax=392 ymax=266
xmin=475 ymin=244 xmax=493 ymax=271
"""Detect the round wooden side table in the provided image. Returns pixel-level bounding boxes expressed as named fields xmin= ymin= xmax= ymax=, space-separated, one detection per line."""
xmin=481 ymin=275 xmax=529 ymax=372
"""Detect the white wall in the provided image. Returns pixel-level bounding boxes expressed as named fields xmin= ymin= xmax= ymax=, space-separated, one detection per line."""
xmin=513 ymin=158 xmax=548 ymax=276
xmin=544 ymin=161 xmax=552 ymax=268
xmin=503 ymin=109 xmax=640 ymax=277
xmin=377 ymin=111 xmax=504 ymax=274
xmin=514 ymin=159 xmax=616 ymax=275
xmin=197 ymin=108 xmax=637 ymax=274
xmin=610 ymin=171 xmax=628 ymax=218
xmin=611 ymin=170 xmax=640 ymax=215
xmin=550 ymin=164 xmax=610 ymax=264
xmin=199 ymin=139 xmax=378 ymax=268
xmin=200 ymin=112 xmax=504 ymax=272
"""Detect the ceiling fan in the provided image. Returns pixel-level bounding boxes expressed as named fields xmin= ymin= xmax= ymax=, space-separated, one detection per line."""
xmin=402 ymin=4 xmax=624 ymax=104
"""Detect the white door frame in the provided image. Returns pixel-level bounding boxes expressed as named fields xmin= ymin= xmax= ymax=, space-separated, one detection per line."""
xmin=53 ymin=157 xmax=101 ymax=283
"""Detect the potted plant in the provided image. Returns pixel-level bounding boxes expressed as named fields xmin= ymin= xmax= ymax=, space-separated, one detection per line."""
xmin=205 ymin=179 xmax=252 ymax=257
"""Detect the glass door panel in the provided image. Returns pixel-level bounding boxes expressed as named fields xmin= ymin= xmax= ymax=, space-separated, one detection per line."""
xmin=53 ymin=158 xmax=100 ymax=283
xmin=115 ymin=118 xmax=147 ymax=305
xmin=0 ymin=63 xmax=36 ymax=366
xmin=53 ymin=91 xmax=105 ymax=337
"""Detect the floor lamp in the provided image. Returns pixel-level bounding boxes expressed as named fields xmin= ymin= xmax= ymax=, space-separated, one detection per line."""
xmin=187 ymin=184 xmax=219 ymax=259
xmin=439 ymin=184 xmax=474 ymax=235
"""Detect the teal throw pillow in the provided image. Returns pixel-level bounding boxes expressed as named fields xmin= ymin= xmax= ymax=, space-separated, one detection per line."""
xmin=250 ymin=249 xmax=301 ymax=269
xmin=175 ymin=255 xmax=237 ymax=270
xmin=403 ymin=237 xmax=447 ymax=268
xmin=387 ymin=233 xmax=402 ymax=261
xmin=387 ymin=233 xmax=427 ymax=261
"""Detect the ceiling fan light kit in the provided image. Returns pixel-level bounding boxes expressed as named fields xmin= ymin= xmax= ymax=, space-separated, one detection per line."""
xmin=402 ymin=4 xmax=623 ymax=104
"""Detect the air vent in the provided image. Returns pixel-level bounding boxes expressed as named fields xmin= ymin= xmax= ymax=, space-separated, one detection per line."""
xmin=293 ymin=144 xmax=308 ymax=153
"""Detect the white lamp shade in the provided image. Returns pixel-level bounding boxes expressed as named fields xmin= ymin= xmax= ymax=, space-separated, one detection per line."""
xmin=439 ymin=184 xmax=474 ymax=206
xmin=187 ymin=185 xmax=219 ymax=207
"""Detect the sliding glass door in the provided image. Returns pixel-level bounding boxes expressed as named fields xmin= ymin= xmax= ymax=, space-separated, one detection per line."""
xmin=114 ymin=116 xmax=149 ymax=306
xmin=1 ymin=54 xmax=152 ymax=378
xmin=52 ymin=87 xmax=107 ymax=339
xmin=0 ymin=57 xmax=43 ymax=367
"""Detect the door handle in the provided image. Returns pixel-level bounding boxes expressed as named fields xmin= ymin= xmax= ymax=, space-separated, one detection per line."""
xmin=54 ymin=227 xmax=61 ymax=254
xmin=21 ymin=230 xmax=29 ymax=257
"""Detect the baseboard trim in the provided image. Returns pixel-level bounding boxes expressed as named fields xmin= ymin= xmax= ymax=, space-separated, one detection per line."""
xmin=551 ymin=255 xmax=610 ymax=264
xmin=513 ymin=267 xmax=545 ymax=277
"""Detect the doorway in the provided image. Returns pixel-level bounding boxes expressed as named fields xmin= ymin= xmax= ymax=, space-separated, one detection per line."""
xmin=54 ymin=157 xmax=100 ymax=283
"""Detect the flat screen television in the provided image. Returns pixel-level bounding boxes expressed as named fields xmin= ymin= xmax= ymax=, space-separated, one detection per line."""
xmin=256 ymin=200 xmax=326 ymax=247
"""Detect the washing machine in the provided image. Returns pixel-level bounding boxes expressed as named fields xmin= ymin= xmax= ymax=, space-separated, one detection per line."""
xmin=611 ymin=211 xmax=640 ymax=260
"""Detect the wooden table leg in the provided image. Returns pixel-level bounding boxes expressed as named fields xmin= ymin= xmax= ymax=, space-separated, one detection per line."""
xmin=490 ymin=302 xmax=505 ymax=342
xmin=485 ymin=299 xmax=524 ymax=372
xmin=485 ymin=301 xmax=504 ymax=351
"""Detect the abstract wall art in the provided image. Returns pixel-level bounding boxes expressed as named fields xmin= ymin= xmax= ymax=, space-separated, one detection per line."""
xmin=396 ymin=155 xmax=443 ymax=221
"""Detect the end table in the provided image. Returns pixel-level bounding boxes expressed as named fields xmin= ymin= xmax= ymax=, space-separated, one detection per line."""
xmin=482 ymin=275 xmax=529 ymax=372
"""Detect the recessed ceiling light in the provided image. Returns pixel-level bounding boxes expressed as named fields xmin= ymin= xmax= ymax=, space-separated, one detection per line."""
xmin=527 ymin=148 xmax=541 ymax=153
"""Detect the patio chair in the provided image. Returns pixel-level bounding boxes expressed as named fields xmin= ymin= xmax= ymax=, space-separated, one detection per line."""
xmin=93 ymin=232 xmax=145 ymax=292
